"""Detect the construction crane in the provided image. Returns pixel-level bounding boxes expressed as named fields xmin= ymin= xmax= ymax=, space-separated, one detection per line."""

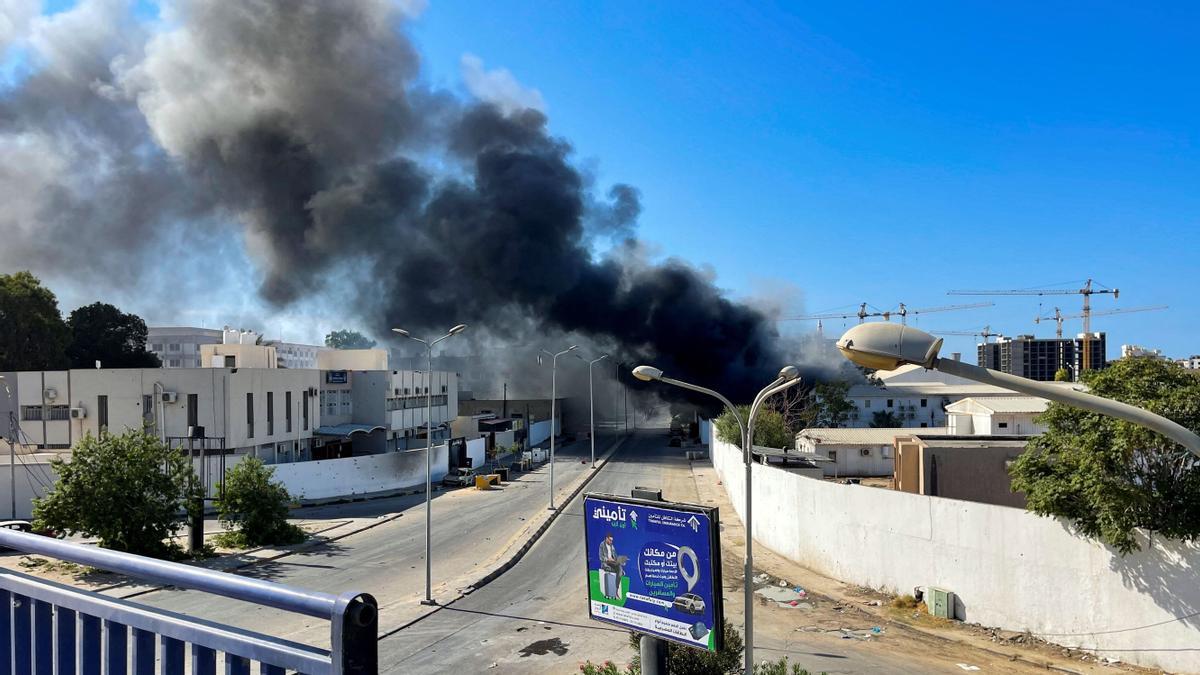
xmin=948 ymin=279 xmax=1118 ymax=372
xmin=783 ymin=301 xmax=993 ymax=324
xmin=929 ymin=325 xmax=1004 ymax=343
xmin=1035 ymin=305 xmax=1169 ymax=340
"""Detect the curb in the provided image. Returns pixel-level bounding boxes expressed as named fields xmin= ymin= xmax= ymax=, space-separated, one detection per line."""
xmin=378 ymin=432 xmax=632 ymax=639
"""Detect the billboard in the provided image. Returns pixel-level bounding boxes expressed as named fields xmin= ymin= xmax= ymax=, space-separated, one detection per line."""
xmin=583 ymin=493 xmax=723 ymax=651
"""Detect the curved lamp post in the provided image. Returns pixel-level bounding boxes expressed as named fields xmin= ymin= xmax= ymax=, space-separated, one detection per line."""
xmin=587 ymin=354 xmax=610 ymax=468
xmin=835 ymin=322 xmax=1200 ymax=456
xmin=633 ymin=364 xmax=801 ymax=673
xmin=393 ymin=324 xmax=468 ymax=605
xmin=540 ymin=346 xmax=580 ymax=509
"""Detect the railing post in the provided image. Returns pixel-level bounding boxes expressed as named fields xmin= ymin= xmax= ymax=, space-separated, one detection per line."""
xmin=330 ymin=592 xmax=378 ymax=675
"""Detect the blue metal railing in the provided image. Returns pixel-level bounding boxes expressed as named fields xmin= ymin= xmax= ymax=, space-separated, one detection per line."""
xmin=0 ymin=528 xmax=377 ymax=674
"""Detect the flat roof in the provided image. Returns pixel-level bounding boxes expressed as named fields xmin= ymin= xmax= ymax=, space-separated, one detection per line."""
xmin=945 ymin=396 xmax=1050 ymax=414
xmin=917 ymin=437 xmax=1030 ymax=449
xmin=796 ymin=427 xmax=951 ymax=445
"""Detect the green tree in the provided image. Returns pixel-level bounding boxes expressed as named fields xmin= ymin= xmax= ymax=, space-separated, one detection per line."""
xmin=33 ymin=430 xmax=199 ymax=558
xmin=324 ymin=329 xmax=376 ymax=349
xmin=1053 ymin=367 xmax=1071 ymax=382
xmin=628 ymin=624 xmax=744 ymax=674
xmin=869 ymin=410 xmax=902 ymax=427
xmin=1010 ymin=357 xmax=1200 ymax=553
xmin=0 ymin=271 xmax=70 ymax=371
xmin=213 ymin=457 xmax=305 ymax=548
xmin=714 ymin=405 xmax=791 ymax=448
xmin=797 ymin=381 xmax=855 ymax=429
xmin=66 ymin=302 xmax=161 ymax=368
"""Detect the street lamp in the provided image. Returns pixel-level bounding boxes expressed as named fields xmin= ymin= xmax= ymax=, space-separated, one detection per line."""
xmin=836 ymin=322 xmax=1200 ymax=456
xmin=632 ymin=364 xmax=802 ymax=673
xmin=392 ymin=323 xmax=468 ymax=606
xmin=539 ymin=346 xmax=579 ymax=509
xmin=587 ymin=354 xmax=610 ymax=468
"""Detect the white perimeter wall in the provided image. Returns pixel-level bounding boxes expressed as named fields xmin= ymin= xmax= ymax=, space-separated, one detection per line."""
xmin=0 ymin=460 xmax=58 ymax=520
xmin=269 ymin=445 xmax=449 ymax=502
xmin=529 ymin=419 xmax=560 ymax=447
xmin=466 ymin=437 xmax=486 ymax=468
xmin=710 ymin=437 xmax=1200 ymax=673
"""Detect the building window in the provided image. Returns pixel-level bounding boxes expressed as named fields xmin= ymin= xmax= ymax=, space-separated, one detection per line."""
xmin=864 ymin=399 xmax=871 ymax=409
xmin=169 ymin=359 xmax=181 ymax=368
xmin=46 ymin=405 xmax=70 ymax=421
xmin=302 ymin=391 xmax=310 ymax=430
xmin=998 ymin=422 xmax=1009 ymax=429
xmin=285 ymin=391 xmax=293 ymax=433
xmin=187 ymin=394 xmax=198 ymax=429
xmin=246 ymin=393 xmax=254 ymax=438
xmin=267 ymin=391 xmax=275 ymax=436
xmin=151 ymin=343 xmax=164 ymax=352
xmin=169 ymin=343 xmax=181 ymax=352
xmin=224 ymin=355 xmax=236 ymax=368
xmin=828 ymin=450 xmax=837 ymax=463
xmin=920 ymin=423 xmax=928 ymax=428
xmin=97 ymin=396 xmax=109 ymax=430
xmin=142 ymin=394 xmax=154 ymax=425
xmin=441 ymin=385 xmax=447 ymax=393
xmin=920 ymin=398 xmax=927 ymax=407
xmin=886 ymin=399 xmax=893 ymax=408
xmin=340 ymin=390 xmax=352 ymax=415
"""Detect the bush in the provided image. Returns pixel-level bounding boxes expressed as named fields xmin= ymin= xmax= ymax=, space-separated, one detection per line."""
xmin=33 ymin=430 xmax=199 ymax=558
xmin=213 ymin=458 xmax=306 ymax=548
xmin=714 ymin=405 xmax=791 ymax=449
xmin=582 ymin=626 xmax=820 ymax=675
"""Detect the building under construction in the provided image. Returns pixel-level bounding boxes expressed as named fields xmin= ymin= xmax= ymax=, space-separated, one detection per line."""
xmin=978 ymin=333 xmax=1107 ymax=382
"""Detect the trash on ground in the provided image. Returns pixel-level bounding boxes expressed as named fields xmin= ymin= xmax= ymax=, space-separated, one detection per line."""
xmin=956 ymin=665 xmax=980 ymax=672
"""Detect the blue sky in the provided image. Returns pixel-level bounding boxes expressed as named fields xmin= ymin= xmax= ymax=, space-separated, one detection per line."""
xmin=410 ymin=1 xmax=1200 ymax=358
xmin=6 ymin=1 xmax=1199 ymax=358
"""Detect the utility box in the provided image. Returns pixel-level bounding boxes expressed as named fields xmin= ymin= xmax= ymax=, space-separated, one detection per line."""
xmin=927 ymin=587 xmax=955 ymax=619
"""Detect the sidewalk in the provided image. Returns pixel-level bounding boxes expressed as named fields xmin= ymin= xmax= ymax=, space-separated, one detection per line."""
xmin=688 ymin=460 xmax=1152 ymax=674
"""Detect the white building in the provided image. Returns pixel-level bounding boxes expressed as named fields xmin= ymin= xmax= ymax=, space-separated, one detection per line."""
xmin=944 ymin=397 xmax=1050 ymax=436
xmin=1177 ymin=355 xmax=1200 ymax=370
xmin=1121 ymin=344 xmax=1166 ymax=360
xmin=267 ymin=341 xmax=326 ymax=369
xmin=842 ymin=364 xmax=1080 ymax=429
xmin=795 ymin=427 xmax=950 ymax=477
xmin=146 ymin=327 xmax=223 ymax=368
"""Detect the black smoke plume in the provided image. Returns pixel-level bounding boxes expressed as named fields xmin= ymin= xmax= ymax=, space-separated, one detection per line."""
xmin=0 ymin=0 xmax=791 ymax=403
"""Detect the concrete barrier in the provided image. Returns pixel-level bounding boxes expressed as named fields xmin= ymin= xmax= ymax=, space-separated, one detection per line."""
xmin=709 ymin=436 xmax=1200 ymax=673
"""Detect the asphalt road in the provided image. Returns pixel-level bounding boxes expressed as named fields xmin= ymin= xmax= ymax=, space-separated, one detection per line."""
xmin=125 ymin=434 xmax=611 ymax=647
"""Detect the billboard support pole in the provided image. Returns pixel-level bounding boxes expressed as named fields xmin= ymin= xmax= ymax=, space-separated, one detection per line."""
xmin=632 ymin=486 xmax=668 ymax=675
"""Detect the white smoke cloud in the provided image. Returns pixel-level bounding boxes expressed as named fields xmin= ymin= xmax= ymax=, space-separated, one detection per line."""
xmin=0 ymin=0 xmax=38 ymax=54
xmin=460 ymin=52 xmax=545 ymax=115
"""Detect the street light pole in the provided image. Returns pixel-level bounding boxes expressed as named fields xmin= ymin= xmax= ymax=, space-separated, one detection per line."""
xmin=588 ymin=354 xmax=609 ymax=468
xmin=540 ymin=346 xmax=578 ymax=509
xmin=393 ymin=324 xmax=468 ymax=606
xmin=836 ymin=322 xmax=1200 ymax=455
xmin=632 ymin=364 xmax=800 ymax=673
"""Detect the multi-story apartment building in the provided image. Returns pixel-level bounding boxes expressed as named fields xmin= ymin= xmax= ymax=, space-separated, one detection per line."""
xmin=977 ymin=332 xmax=1107 ymax=382
xmin=1177 ymin=355 xmax=1200 ymax=370
xmin=146 ymin=327 xmax=223 ymax=368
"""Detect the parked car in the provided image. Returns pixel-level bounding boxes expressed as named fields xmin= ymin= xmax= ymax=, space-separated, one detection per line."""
xmin=673 ymin=593 xmax=705 ymax=615
xmin=442 ymin=467 xmax=476 ymax=487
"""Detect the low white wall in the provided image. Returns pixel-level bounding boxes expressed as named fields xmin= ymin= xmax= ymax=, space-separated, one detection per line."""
xmin=466 ymin=437 xmax=486 ymax=468
xmin=711 ymin=437 xmax=1200 ymax=673
xmin=529 ymin=419 xmax=559 ymax=447
xmin=269 ymin=445 xmax=449 ymax=502
xmin=493 ymin=430 xmax=516 ymax=449
xmin=0 ymin=461 xmax=59 ymax=520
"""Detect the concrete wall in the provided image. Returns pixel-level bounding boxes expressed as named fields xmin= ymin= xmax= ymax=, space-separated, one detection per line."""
xmin=268 ymin=444 xmax=449 ymax=502
xmin=920 ymin=445 xmax=1026 ymax=508
xmin=466 ymin=437 xmax=486 ymax=468
xmin=0 ymin=456 xmax=58 ymax=519
xmin=710 ymin=436 xmax=1200 ymax=673
xmin=529 ymin=419 xmax=559 ymax=447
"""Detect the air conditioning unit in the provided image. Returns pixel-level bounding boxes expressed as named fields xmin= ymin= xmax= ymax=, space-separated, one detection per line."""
xmin=70 ymin=407 xmax=86 ymax=419
xmin=43 ymin=388 xmax=58 ymax=401
xmin=161 ymin=392 xmax=178 ymax=404
xmin=859 ymin=448 xmax=871 ymax=457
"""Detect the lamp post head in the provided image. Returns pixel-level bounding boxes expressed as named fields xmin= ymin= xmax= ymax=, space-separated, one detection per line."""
xmin=632 ymin=365 xmax=663 ymax=382
xmin=836 ymin=322 xmax=943 ymax=371
xmin=391 ymin=328 xmax=410 ymax=337
xmin=448 ymin=324 xmax=467 ymax=336
xmin=778 ymin=365 xmax=800 ymax=381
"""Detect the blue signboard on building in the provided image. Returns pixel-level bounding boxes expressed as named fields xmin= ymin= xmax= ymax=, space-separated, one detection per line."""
xmin=583 ymin=493 xmax=724 ymax=651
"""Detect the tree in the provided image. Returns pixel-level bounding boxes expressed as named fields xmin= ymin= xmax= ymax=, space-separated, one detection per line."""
xmin=33 ymin=430 xmax=199 ymax=558
xmin=66 ymin=302 xmax=161 ymax=368
xmin=796 ymin=381 xmax=855 ymax=429
xmin=0 ymin=271 xmax=70 ymax=371
xmin=1053 ymin=367 xmax=1071 ymax=382
xmin=324 ymin=329 xmax=376 ymax=349
xmin=1009 ymin=357 xmax=1200 ymax=553
xmin=213 ymin=457 xmax=306 ymax=548
xmin=869 ymin=410 xmax=902 ymax=427
xmin=714 ymin=405 xmax=791 ymax=449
